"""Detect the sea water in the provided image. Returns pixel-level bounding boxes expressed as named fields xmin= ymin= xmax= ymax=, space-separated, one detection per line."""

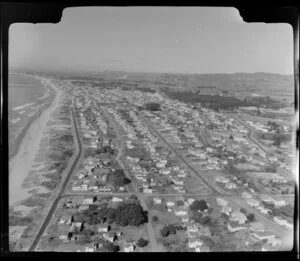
xmin=8 ymin=73 xmax=47 ymax=157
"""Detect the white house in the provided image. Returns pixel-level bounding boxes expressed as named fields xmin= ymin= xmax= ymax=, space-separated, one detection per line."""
xmin=216 ymin=197 xmax=228 ymax=207
xmin=124 ymin=242 xmax=135 ymax=252
xmin=112 ymin=197 xmax=123 ymax=202
xmin=246 ymin=198 xmax=260 ymax=207
xmin=188 ymin=238 xmax=203 ymax=248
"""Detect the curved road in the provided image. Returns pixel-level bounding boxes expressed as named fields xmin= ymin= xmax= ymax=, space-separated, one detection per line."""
xmin=28 ymin=108 xmax=83 ymax=251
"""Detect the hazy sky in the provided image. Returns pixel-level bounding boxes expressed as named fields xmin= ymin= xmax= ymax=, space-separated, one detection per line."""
xmin=9 ymin=7 xmax=293 ymax=74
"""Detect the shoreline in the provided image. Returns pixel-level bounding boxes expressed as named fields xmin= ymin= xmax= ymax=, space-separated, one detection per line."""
xmin=9 ymin=75 xmax=53 ymax=159
xmin=9 ymin=78 xmax=62 ymax=207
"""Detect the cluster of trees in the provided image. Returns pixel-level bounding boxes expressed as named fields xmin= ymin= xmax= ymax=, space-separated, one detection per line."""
xmin=239 ymin=207 xmax=256 ymax=222
xmin=261 ymin=202 xmax=294 ymax=218
xmin=97 ymin=145 xmax=115 ymax=154
xmin=73 ymin=202 xmax=148 ymax=227
xmin=190 ymin=200 xmax=209 ymax=212
xmin=126 ymin=146 xmax=151 ymax=161
xmin=135 ymin=87 xmax=156 ymax=93
xmin=191 ymin=212 xmax=213 ymax=226
xmin=163 ymin=90 xmax=284 ymax=111
xmin=107 ymin=169 xmax=131 ymax=187
xmin=160 ymin=224 xmax=184 ymax=237
xmin=102 ymin=241 xmax=119 ymax=252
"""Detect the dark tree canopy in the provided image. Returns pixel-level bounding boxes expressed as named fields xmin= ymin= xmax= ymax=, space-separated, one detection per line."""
xmin=136 ymin=237 xmax=149 ymax=247
xmin=107 ymin=169 xmax=131 ymax=187
xmin=145 ymin=102 xmax=161 ymax=111
xmin=190 ymin=200 xmax=209 ymax=212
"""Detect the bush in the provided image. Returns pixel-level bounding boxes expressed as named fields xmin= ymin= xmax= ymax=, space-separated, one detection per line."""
xmin=145 ymin=103 xmax=161 ymax=111
xmin=103 ymin=241 xmax=119 ymax=252
xmin=107 ymin=169 xmax=131 ymax=187
xmin=152 ymin=216 xmax=158 ymax=222
xmin=136 ymin=237 xmax=149 ymax=247
xmin=246 ymin=213 xmax=255 ymax=222
xmin=160 ymin=226 xmax=170 ymax=237
xmin=160 ymin=224 xmax=177 ymax=237
xmin=240 ymin=208 xmax=247 ymax=214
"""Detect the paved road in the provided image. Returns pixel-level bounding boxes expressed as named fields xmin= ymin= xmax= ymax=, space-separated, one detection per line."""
xmin=139 ymin=113 xmax=219 ymax=195
xmin=60 ymin=192 xmax=294 ymax=199
xmin=28 ymin=108 xmax=83 ymax=251
xmin=101 ymin=104 xmax=162 ymax=252
xmin=231 ymin=114 xmax=294 ymax=179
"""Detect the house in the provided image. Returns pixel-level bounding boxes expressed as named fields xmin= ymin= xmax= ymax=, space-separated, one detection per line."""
xmin=174 ymin=208 xmax=188 ymax=216
xmin=103 ymin=232 xmax=115 ymax=243
xmin=215 ymin=176 xmax=229 ymax=183
xmin=112 ymin=197 xmax=123 ymax=202
xmin=124 ymin=242 xmax=135 ymax=252
xmin=166 ymin=201 xmax=175 ymax=207
xmin=257 ymin=206 xmax=270 ymax=214
xmin=187 ymin=198 xmax=195 ymax=205
xmin=188 ymin=238 xmax=203 ymax=248
xmin=216 ymin=197 xmax=228 ymax=207
xmin=153 ymin=197 xmax=162 ymax=204
xmin=246 ymin=198 xmax=260 ymax=207
xmin=272 ymin=199 xmax=286 ymax=206
xmin=252 ymin=231 xmax=275 ymax=241
xmin=273 ymin=216 xmax=293 ymax=229
xmin=181 ymin=214 xmax=189 ymax=223
xmin=59 ymin=235 xmax=68 ymax=240
xmin=98 ymin=224 xmax=109 ymax=233
xmin=195 ymin=245 xmax=210 ymax=252
xmin=58 ymin=214 xmax=73 ymax=225
xmin=78 ymin=205 xmax=89 ymax=211
xmin=187 ymin=224 xmax=198 ymax=233
xmin=242 ymin=192 xmax=252 ymax=199
xmin=70 ymin=222 xmax=83 ymax=232
xmin=260 ymin=194 xmax=273 ymax=203
xmin=187 ymin=231 xmax=199 ymax=238
xmin=227 ymin=223 xmax=247 ymax=232
xmin=143 ymin=188 xmax=153 ymax=194
xmin=230 ymin=210 xmax=247 ymax=224
xmin=85 ymin=247 xmax=94 ymax=252
xmin=221 ymin=205 xmax=232 ymax=216
xmin=225 ymin=182 xmax=237 ymax=190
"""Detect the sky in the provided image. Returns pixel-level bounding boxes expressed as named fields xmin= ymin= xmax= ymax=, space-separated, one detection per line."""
xmin=9 ymin=7 xmax=294 ymax=75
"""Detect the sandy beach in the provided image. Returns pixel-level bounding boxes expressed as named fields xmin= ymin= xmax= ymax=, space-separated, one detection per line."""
xmin=9 ymin=78 xmax=62 ymax=207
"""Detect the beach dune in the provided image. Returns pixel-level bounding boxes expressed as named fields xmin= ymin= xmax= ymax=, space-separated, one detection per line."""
xmin=9 ymin=78 xmax=62 ymax=206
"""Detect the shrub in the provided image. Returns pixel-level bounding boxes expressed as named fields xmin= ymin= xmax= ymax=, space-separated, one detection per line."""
xmin=152 ymin=216 xmax=158 ymax=222
xmin=246 ymin=213 xmax=255 ymax=222
xmin=136 ymin=237 xmax=149 ymax=247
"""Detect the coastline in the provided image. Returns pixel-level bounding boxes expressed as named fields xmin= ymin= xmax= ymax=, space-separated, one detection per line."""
xmin=9 ymin=78 xmax=62 ymax=207
xmin=9 ymin=75 xmax=53 ymax=159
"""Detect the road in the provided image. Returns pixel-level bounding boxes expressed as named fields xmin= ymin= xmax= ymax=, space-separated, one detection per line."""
xmin=138 ymin=113 xmax=220 ymax=195
xmin=231 ymin=114 xmax=294 ymax=179
xmin=100 ymin=103 xmax=163 ymax=252
xmin=28 ymin=107 xmax=83 ymax=251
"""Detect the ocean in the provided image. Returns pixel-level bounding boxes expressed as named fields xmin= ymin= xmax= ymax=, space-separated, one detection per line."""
xmin=8 ymin=73 xmax=53 ymax=158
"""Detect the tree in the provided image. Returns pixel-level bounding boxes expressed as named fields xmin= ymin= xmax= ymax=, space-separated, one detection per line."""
xmin=240 ymin=208 xmax=247 ymax=214
xmin=103 ymin=241 xmax=119 ymax=252
xmin=107 ymin=169 xmax=131 ymax=187
xmin=152 ymin=216 xmax=158 ymax=222
xmin=145 ymin=103 xmax=161 ymax=111
xmin=136 ymin=237 xmax=149 ymax=248
xmin=160 ymin=226 xmax=170 ymax=237
xmin=246 ymin=213 xmax=255 ymax=222
xmin=229 ymin=134 xmax=234 ymax=140
xmin=190 ymin=200 xmax=208 ymax=212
